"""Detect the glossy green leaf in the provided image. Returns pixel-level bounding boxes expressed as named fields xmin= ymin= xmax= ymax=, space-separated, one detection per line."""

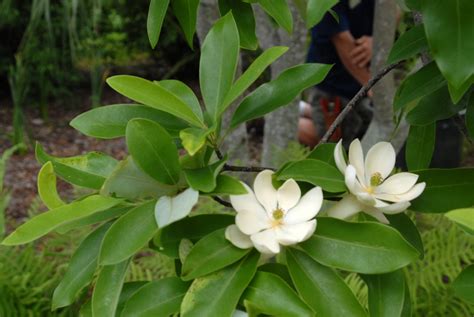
xmin=36 ymin=143 xmax=117 ymax=190
xmin=445 ymin=208 xmax=474 ymax=235
xmin=184 ymin=159 xmax=226 ymax=192
xmin=200 ymin=13 xmax=239 ymax=120
xmin=306 ymin=0 xmax=338 ymax=28
xmin=52 ymin=223 xmax=111 ymax=310
xmin=180 ymin=128 xmax=210 ymax=156
xmin=121 ymin=277 xmax=190 ymax=316
xmin=406 ymin=86 xmax=466 ymax=125
xmin=101 ymin=157 xmax=179 ymax=200
xmin=1 ymin=195 xmax=121 ymax=245
xmin=92 ymin=259 xmax=129 ymax=317
xmin=181 ymin=252 xmax=260 ymax=317
xmin=258 ymin=0 xmax=293 ymax=33
xmin=126 ymin=119 xmax=181 ymax=185
xmin=218 ymin=0 xmax=258 ymax=50
xmin=410 ymin=168 xmax=474 ymax=213
xmin=100 ymin=201 xmax=157 ymax=265
xmin=466 ymin=91 xmax=474 ymax=139
xmin=307 ymin=143 xmax=337 ymax=166
xmin=393 ymin=62 xmax=445 ymax=111
xmin=116 ymin=281 xmax=148 ymax=316
xmin=387 ymin=25 xmax=428 ymax=65
xmin=362 ymin=270 xmax=408 ymax=317
xmin=231 ymin=64 xmax=332 ymax=128
xmin=154 ymin=188 xmax=199 ymax=228
xmin=452 ymin=265 xmax=474 ymax=304
xmin=405 ymin=123 xmax=435 ymax=170
xmin=156 ymin=80 xmax=203 ymax=122
xmin=37 ymin=161 xmax=64 ymax=209
xmin=70 ymin=104 xmax=187 ymax=139
xmin=300 ymin=217 xmax=419 ymax=273
xmin=258 ymin=263 xmax=293 ymax=287
xmin=171 ymin=0 xmax=200 ymax=47
xmin=222 ymin=46 xmax=288 ymax=111
xmin=107 ymin=75 xmax=204 ymax=127
xmin=181 ymin=228 xmax=250 ymax=281
xmin=421 ymin=0 xmax=474 ymax=89
xmin=147 ymin=0 xmax=169 ymax=48
xmin=153 ymin=214 xmax=234 ymax=258
xmin=243 ymin=272 xmax=314 ymax=317
xmin=386 ymin=213 xmax=424 ymax=258
xmin=448 ymin=75 xmax=474 ymax=104
xmin=277 ymin=159 xmax=345 ymax=192
xmin=287 ymin=248 xmax=366 ymax=317
xmin=207 ymin=174 xmax=247 ymax=195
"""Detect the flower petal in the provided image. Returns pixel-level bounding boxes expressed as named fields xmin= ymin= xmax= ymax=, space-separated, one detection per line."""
xmin=364 ymin=210 xmax=390 ymax=224
xmin=334 ymin=140 xmax=347 ymax=174
xmin=225 ymin=225 xmax=253 ymax=249
xmin=376 ymin=172 xmax=419 ymax=194
xmin=277 ymin=179 xmax=301 ymax=211
xmin=284 ymin=187 xmax=323 ymax=224
xmin=254 ymin=170 xmax=277 ymax=213
xmin=364 ymin=142 xmax=396 ymax=182
xmin=275 ymin=220 xmax=316 ymax=245
xmin=356 ymin=192 xmax=378 ymax=206
xmin=327 ymin=194 xmax=364 ymax=220
xmin=348 ymin=139 xmax=366 ymax=185
xmin=374 ymin=182 xmax=426 ymax=202
xmin=377 ymin=201 xmax=411 ymax=214
xmin=345 ymin=165 xmax=365 ymax=195
xmin=250 ymin=229 xmax=280 ymax=254
xmin=230 ymin=182 xmax=261 ymax=213
xmin=235 ymin=209 xmax=270 ymax=235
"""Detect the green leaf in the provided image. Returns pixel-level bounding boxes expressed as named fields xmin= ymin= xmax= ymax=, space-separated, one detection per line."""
xmin=180 ymin=128 xmax=210 ymax=156
xmin=410 ymin=168 xmax=474 ymax=213
xmin=100 ymin=201 xmax=158 ymax=265
xmin=362 ymin=270 xmax=408 ymax=317
xmin=386 ymin=213 xmax=424 ymax=258
xmin=181 ymin=228 xmax=251 ymax=281
xmin=36 ymin=143 xmax=117 ymax=190
xmin=37 ymin=161 xmax=64 ymax=209
xmin=445 ymin=208 xmax=474 ymax=235
xmin=306 ymin=0 xmax=338 ymax=28
xmin=307 ymin=143 xmax=337 ymax=166
xmin=101 ymin=157 xmax=179 ymax=200
xmin=258 ymin=263 xmax=294 ymax=287
xmin=156 ymin=80 xmax=204 ymax=122
xmin=171 ymin=0 xmax=200 ymax=48
xmin=222 ymin=46 xmax=288 ymax=111
xmin=184 ymin=159 xmax=227 ymax=193
xmin=300 ymin=217 xmax=419 ymax=273
xmin=218 ymin=0 xmax=258 ymax=50
xmin=258 ymin=0 xmax=293 ymax=33
xmin=466 ymin=91 xmax=474 ymax=139
xmin=448 ymin=75 xmax=474 ymax=104
xmin=393 ymin=62 xmax=446 ymax=111
xmin=121 ymin=277 xmax=191 ymax=316
xmin=147 ymin=0 xmax=170 ymax=48
xmin=406 ymin=86 xmax=466 ymax=125
xmin=452 ymin=265 xmax=474 ymax=304
xmin=107 ymin=75 xmax=204 ymax=127
xmin=154 ymin=188 xmax=199 ymax=228
xmin=286 ymin=248 xmax=367 ymax=317
xmin=126 ymin=119 xmax=181 ymax=185
xmin=421 ymin=0 xmax=474 ymax=89
xmin=70 ymin=104 xmax=187 ymax=139
xmin=200 ymin=13 xmax=240 ymax=120
xmin=92 ymin=259 xmax=129 ymax=317
xmin=116 ymin=282 xmax=148 ymax=316
xmin=207 ymin=174 xmax=247 ymax=195
xmin=277 ymin=159 xmax=345 ymax=193
xmin=405 ymin=123 xmax=435 ymax=170
xmin=243 ymin=272 xmax=314 ymax=317
xmin=387 ymin=25 xmax=428 ymax=65
xmin=52 ymin=223 xmax=111 ymax=310
xmin=231 ymin=64 xmax=332 ymax=128
xmin=153 ymin=214 xmax=234 ymax=258
xmin=1 ymin=195 xmax=121 ymax=245
xmin=181 ymin=252 xmax=260 ymax=317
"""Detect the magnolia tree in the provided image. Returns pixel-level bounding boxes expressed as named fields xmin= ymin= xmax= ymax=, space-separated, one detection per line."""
xmin=3 ymin=0 xmax=474 ymax=316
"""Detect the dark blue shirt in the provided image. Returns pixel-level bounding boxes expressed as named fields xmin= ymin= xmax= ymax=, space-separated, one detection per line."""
xmin=307 ymin=0 xmax=375 ymax=99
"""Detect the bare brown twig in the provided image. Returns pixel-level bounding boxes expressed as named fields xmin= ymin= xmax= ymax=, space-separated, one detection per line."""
xmin=223 ymin=164 xmax=275 ymax=172
xmin=212 ymin=196 xmax=232 ymax=208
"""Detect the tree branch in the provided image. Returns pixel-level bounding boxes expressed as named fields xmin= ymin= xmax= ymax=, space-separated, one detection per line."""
xmin=317 ymin=61 xmax=403 ymax=145
xmin=212 ymin=196 xmax=232 ymax=208
xmin=223 ymin=164 xmax=275 ymax=172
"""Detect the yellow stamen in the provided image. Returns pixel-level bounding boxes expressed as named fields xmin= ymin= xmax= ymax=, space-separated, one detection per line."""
xmin=370 ymin=172 xmax=383 ymax=187
xmin=271 ymin=208 xmax=284 ymax=228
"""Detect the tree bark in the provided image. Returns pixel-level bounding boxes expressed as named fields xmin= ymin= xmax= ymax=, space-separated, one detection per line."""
xmin=257 ymin=3 xmax=307 ymax=167
xmin=361 ymin=0 xmax=408 ymax=152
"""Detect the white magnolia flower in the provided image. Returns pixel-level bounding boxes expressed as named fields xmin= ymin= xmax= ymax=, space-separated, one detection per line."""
xmin=225 ymin=170 xmax=323 ymax=255
xmin=328 ymin=139 xmax=426 ymax=223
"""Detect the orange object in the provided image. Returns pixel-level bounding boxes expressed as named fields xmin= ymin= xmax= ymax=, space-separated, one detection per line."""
xmin=320 ymin=96 xmax=342 ymax=141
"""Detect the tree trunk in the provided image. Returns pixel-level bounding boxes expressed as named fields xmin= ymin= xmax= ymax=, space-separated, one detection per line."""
xmin=361 ymin=0 xmax=408 ymax=152
xmin=257 ymin=3 xmax=307 ymax=167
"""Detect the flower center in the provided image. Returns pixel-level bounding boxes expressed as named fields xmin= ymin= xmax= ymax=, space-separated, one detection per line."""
xmin=370 ymin=172 xmax=383 ymax=187
xmin=271 ymin=208 xmax=284 ymax=228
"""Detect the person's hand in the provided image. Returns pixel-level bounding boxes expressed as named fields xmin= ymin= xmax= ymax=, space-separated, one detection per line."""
xmin=350 ymin=36 xmax=373 ymax=68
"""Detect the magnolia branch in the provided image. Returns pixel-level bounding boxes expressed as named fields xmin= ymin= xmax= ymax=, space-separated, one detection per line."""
xmin=215 ymin=147 xmax=275 ymax=172
xmin=212 ymin=196 xmax=232 ymax=208
xmin=317 ymin=61 xmax=403 ymax=145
